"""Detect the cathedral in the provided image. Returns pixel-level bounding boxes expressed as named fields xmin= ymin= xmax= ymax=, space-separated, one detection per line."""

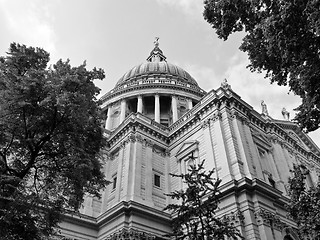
xmin=59 ymin=40 xmax=320 ymax=240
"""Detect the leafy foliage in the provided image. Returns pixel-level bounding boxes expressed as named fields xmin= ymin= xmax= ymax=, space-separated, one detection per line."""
xmin=287 ymin=165 xmax=320 ymax=239
xmin=203 ymin=0 xmax=320 ymax=132
xmin=164 ymin=158 xmax=242 ymax=240
xmin=0 ymin=43 xmax=108 ymax=239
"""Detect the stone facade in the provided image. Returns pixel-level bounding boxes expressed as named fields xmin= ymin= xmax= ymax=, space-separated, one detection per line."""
xmin=59 ymin=42 xmax=320 ymax=240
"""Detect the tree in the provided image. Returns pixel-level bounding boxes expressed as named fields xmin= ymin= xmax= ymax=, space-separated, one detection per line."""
xmin=164 ymin=158 xmax=242 ymax=240
xmin=0 ymin=43 xmax=108 ymax=239
xmin=287 ymin=165 xmax=320 ymax=239
xmin=203 ymin=0 xmax=320 ymax=132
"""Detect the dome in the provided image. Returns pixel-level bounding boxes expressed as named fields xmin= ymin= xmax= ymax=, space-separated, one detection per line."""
xmin=101 ymin=38 xmax=205 ymax=102
xmin=115 ymin=61 xmax=199 ymax=88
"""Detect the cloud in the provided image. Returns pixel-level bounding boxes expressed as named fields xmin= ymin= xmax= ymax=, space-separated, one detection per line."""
xmin=176 ymin=52 xmax=302 ymax=122
xmin=0 ymin=0 xmax=57 ymax=56
xmin=171 ymin=60 xmax=223 ymax=92
xmin=155 ymin=0 xmax=203 ymax=19
xmin=225 ymin=53 xmax=301 ymax=120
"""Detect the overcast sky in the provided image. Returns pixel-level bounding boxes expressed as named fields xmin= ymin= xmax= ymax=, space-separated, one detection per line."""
xmin=0 ymin=0 xmax=319 ymax=146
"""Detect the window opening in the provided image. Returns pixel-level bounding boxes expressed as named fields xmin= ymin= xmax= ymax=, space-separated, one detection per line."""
xmin=154 ymin=174 xmax=161 ymax=188
xmin=112 ymin=176 xmax=117 ymax=190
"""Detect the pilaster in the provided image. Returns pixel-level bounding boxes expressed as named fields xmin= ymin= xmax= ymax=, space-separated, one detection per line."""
xmin=272 ymin=141 xmax=291 ymax=190
xmin=201 ymin=117 xmax=217 ymax=175
xmin=144 ymin=140 xmax=154 ymax=205
xmin=230 ymin=113 xmax=249 ymax=178
xmin=121 ymin=137 xmax=134 ymax=201
xmin=266 ymin=151 xmax=286 ymax=194
xmin=210 ymin=112 xmax=233 ymax=182
xmin=115 ymin=143 xmax=125 ymax=202
xmin=242 ymin=123 xmax=264 ymax=181
xmin=218 ymin=108 xmax=242 ymax=181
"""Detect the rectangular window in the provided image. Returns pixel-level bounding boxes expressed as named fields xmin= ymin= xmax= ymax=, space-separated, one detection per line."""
xmin=112 ymin=176 xmax=117 ymax=190
xmin=154 ymin=174 xmax=161 ymax=188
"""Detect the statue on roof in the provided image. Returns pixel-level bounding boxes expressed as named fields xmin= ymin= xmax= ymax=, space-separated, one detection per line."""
xmin=221 ymin=78 xmax=231 ymax=89
xmin=261 ymin=100 xmax=269 ymax=116
xmin=282 ymin=107 xmax=290 ymax=120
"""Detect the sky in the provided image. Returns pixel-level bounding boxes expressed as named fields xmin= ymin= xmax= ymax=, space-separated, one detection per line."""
xmin=0 ymin=0 xmax=319 ymax=146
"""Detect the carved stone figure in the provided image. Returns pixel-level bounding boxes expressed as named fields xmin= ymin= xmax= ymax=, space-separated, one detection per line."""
xmin=282 ymin=107 xmax=290 ymax=120
xmin=261 ymin=100 xmax=268 ymax=116
xmin=221 ymin=78 xmax=231 ymax=89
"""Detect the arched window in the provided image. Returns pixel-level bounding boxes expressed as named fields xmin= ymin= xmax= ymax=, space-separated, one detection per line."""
xmin=282 ymin=227 xmax=299 ymax=240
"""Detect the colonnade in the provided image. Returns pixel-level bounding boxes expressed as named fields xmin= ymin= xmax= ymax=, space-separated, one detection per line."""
xmin=105 ymin=94 xmax=193 ymax=130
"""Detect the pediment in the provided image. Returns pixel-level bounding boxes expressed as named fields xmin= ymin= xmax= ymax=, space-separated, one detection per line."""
xmin=287 ymin=130 xmax=310 ymax=151
xmin=175 ymin=140 xmax=199 ymax=159
xmin=274 ymin=120 xmax=320 ymax=156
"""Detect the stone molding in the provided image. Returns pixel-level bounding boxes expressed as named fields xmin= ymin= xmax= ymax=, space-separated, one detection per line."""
xmin=104 ymin=228 xmax=156 ymax=240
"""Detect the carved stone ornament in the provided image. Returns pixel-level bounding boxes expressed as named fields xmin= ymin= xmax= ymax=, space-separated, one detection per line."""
xmin=165 ymin=149 xmax=171 ymax=157
xmin=110 ymin=151 xmax=119 ymax=160
xmin=105 ymin=228 xmax=156 ymax=240
xmin=254 ymin=208 xmax=284 ymax=230
xmin=212 ymin=112 xmax=222 ymax=122
xmin=128 ymin=134 xmax=136 ymax=142
xmin=144 ymin=139 xmax=153 ymax=148
xmin=135 ymin=134 xmax=144 ymax=143
xmin=201 ymin=119 xmax=210 ymax=129
xmin=120 ymin=141 xmax=127 ymax=149
xmin=221 ymin=210 xmax=245 ymax=226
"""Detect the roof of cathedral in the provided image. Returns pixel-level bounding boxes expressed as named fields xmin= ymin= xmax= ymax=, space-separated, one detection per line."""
xmin=115 ymin=38 xmax=200 ymax=88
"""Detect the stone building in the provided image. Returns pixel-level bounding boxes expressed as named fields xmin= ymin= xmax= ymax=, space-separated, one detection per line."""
xmin=59 ymin=40 xmax=320 ymax=240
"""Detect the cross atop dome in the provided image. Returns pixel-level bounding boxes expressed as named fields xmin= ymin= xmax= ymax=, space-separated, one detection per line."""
xmin=147 ymin=37 xmax=167 ymax=63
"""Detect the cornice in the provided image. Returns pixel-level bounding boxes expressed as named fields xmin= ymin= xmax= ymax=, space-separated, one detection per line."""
xmin=97 ymin=200 xmax=171 ymax=227
xmin=218 ymin=177 xmax=284 ymax=204
xmin=61 ymin=211 xmax=98 ymax=229
xmin=100 ymin=81 xmax=205 ymax=104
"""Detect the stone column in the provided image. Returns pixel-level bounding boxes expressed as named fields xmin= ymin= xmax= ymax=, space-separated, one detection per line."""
xmin=154 ymin=94 xmax=160 ymax=123
xmin=105 ymin=106 xmax=113 ymax=130
xmin=188 ymin=99 xmax=193 ymax=110
xmin=137 ymin=95 xmax=143 ymax=113
xmin=171 ymin=95 xmax=178 ymax=122
xmin=119 ymin=99 xmax=126 ymax=123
